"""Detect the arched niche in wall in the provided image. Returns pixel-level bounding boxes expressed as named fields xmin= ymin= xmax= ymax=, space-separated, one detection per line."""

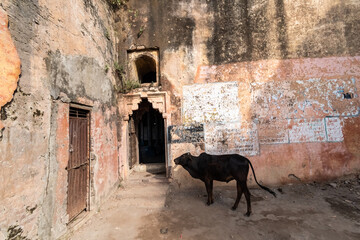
xmin=135 ymin=55 xmax=156 ymax=84
xmin=127 ymin=48 xmax=160 ymax=87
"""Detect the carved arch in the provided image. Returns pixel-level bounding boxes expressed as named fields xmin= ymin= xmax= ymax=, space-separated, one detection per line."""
xmin=121 ymin=92 xmax=170 ymax=122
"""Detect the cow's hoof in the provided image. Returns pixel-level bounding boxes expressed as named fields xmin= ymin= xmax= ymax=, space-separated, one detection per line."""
xmin=207 ymin=202 xmax=211 ymax=206
xmin=244 ymin=212 xmax=251 ymax=217
xmin=231 ymin=206 xmax=237 ymax=211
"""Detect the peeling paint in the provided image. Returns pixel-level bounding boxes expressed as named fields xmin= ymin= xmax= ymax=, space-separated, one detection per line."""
xmin=259 ymin=119 xmax=289 ymax=144
xmin=183 ymin=82 xmax=240 ymax=124
xmin=205 ymin=122 xmax=259 ymax=156
xmin=288 ymin=118 xmax=327 ymax=143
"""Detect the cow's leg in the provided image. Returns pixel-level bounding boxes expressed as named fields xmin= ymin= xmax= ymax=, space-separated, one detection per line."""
xmin=243 ymin=182 xmax=252 ymax=217
xmin=210 ymin=180 xmax=214 ymax=204
xmin=204 ymin=179 xmax=213 ymax=205
xmin=232 ymin=180 xmax=243 ymax=210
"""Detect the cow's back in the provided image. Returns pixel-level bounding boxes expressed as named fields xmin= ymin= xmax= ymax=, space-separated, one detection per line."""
xmin=197 ymin=153 xmax=249 ymax=182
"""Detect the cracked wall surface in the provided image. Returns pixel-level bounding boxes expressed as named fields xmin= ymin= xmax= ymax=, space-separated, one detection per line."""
xmin=0 ymin=0 xmax=120 ymax=239
xmin=1 ymin=0 xmax=360 ymax=239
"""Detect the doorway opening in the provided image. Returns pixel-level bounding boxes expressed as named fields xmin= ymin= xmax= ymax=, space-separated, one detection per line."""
xmin=128 ymin=98 xmax=166 ymax=173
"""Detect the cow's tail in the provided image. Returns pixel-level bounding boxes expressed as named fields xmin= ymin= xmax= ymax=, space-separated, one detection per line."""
xmin=246 ymin=159 xmax=277 ymax=197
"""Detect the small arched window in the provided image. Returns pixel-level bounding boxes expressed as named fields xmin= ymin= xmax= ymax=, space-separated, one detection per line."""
xmin=135 ymin=55 xmax=156 ymax=84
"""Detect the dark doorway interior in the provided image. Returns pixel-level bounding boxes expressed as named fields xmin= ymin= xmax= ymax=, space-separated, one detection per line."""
xmin=132 ymin=99 xmax=165 ymax=164
xmin=135 ymin=55 xmax=157 ymax=84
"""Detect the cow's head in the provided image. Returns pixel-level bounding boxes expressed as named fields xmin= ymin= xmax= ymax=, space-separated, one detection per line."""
xmin=174 ymin=152 xmax=192 ymax=166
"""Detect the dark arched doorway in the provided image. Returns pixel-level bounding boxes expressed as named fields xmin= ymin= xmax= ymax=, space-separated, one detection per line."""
xmin=128 ymin=99 xmax=165 ymax=170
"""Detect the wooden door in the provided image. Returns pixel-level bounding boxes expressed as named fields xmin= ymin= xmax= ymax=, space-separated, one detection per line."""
xmin=67 ymin=107 xmax=89 ymax=221
xmin=128 ymin=116 xmax=137 ymax=169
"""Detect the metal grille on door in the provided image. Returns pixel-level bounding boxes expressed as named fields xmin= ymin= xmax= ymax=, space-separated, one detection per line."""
xmin=67 ymin=107 xmax=90 ymax=221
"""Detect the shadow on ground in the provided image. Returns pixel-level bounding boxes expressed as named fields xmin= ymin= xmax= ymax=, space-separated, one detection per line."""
xmin=70 ymin=173 xmax=360 ymax=240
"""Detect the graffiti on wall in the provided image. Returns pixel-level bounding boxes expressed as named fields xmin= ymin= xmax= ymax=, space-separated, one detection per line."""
xmin=168 ymin=124 xmax=204 ymax=143
xmin=325 ymin=117 xmax=344 ymax=142
xmin=204 ymin=122 xmax=259 ymax=156
xmin=174 ymin=57 xmax=360 ymax=156
xmin=258 ymin=119 xmax=289 ymax=144
xmin=288 ymin=118 xmax=327 ymax=143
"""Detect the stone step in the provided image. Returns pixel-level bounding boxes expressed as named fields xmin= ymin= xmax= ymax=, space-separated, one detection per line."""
xmin=131 ymin=163 xmax=166 ymax=174
xmin=126 ymin=171 xmax=170 ymax=185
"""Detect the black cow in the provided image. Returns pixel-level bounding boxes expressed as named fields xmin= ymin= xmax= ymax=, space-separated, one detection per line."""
xmin=174 ymin=152 xmax=276 ymax=216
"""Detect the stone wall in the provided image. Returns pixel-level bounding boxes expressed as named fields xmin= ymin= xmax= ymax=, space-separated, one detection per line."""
xmin=0 ymin=0 xmax=120 ymax=239
xmin=1 ymin=0 xmax=360 ymax=238
xmin=116 ymin=0 xmax=360 ymax=185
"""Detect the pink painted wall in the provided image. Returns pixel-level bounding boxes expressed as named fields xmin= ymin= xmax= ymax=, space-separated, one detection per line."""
xmin=172 ymin=56 xmax=360 ymax=185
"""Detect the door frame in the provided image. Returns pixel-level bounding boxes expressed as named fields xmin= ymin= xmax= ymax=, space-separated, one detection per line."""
xmin=122 ymin=92 xmax=171 ymax=178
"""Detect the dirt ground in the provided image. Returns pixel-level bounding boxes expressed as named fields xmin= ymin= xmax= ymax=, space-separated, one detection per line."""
xmin=70 ymin=171 xmax=360 ymax=240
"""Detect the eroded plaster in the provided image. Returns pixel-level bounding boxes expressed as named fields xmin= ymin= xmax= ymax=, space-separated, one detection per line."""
xmin=0 ymin=7 xmax=21 ymax=129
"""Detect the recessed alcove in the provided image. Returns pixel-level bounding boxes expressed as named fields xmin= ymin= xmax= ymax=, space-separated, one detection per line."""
xmin=135 ymin=55 xmax=157 ymax=84
xmin=127 ymin=48 xmax=160 ymax=86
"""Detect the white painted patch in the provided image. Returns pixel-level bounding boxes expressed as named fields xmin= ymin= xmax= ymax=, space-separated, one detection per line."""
xmin=288 ymin=119 xmax=326 ymax=143
xmin=183 ymin=82 xmax=240 ymax=124
xmin=325 ymin=117 xmax=344 ymax=142
xmin=204 ymin=122 xmax=259 ymax=156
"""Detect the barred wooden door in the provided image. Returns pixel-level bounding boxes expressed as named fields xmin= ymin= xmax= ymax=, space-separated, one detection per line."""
xmin=67 ymin=107 xmax=89 ymax=221
xmin=128 ymin=116 xmax=137 ymax=169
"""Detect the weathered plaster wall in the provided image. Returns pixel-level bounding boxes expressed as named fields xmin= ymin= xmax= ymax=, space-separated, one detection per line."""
xmin=0 ymin=8 xmax=20 ymax=131
xmin=0 ymin=0 xmax=120 ymax=239
xmin=116 ymin=0 xmax=360 ymax=186
xmin=186 ymin=56 xmax=360 ymax=185
xmin=2 ymin=0 xmax=359 ymax=237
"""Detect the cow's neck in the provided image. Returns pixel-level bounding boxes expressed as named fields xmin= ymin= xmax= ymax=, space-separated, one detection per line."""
xmin=184 ymin=156 xmax=200 ymax=179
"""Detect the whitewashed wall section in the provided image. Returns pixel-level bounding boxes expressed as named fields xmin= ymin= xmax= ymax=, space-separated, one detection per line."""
xmin=183 ymin=82 xmax=240 ymax=124
xmin=325 ymin=117 xmax=344 ymax=142
xmin=290 ymin=118 xmax=344 ymax=143
xmin=257 ymin=117 xmax=345 ymax=144
xmin=182 ymin=82 xmax=260 ymax=156
xmin=180 ymin=79 xmax=353 ymax=156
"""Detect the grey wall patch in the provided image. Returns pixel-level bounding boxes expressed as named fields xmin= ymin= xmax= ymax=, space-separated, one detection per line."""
xmin=168 ymin=125 xmax=204 ymax=144
xmin=45 ymin=50 xmax=113 ymax=104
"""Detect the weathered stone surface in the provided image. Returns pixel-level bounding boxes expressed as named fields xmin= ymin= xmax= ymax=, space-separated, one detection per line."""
xmin=1 ymin=0 xmax=118 ymax=239
xmin=0 ymin=7 xmax=21 ymax=128
xmin=1 ymin=0 xmax=360 ymax=239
